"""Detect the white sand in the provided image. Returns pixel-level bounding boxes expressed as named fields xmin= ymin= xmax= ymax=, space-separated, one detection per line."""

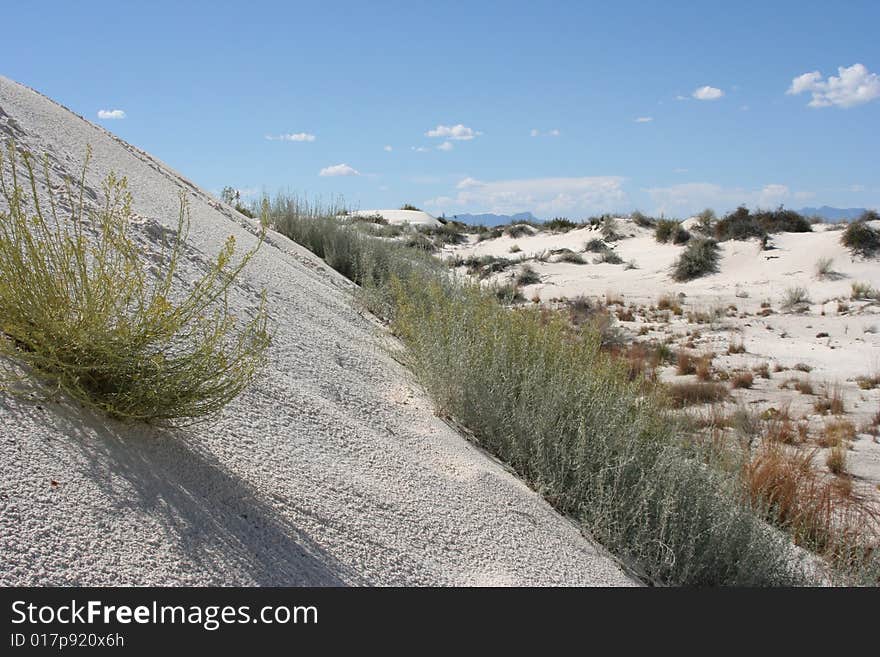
xmin=0 ymin=76 xmax=634 ymax=586
xmin=446 ymin=219 xmax=880 ymax=491
xmin=351 ymin=209 xmax=441 ymax=227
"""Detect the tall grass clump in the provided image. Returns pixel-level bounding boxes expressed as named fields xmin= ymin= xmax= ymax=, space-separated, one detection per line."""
xmin=263 ymin=191 xmax=444 ymax=319
xmin=388 ymin=276 xmax=807 ymax=585
xmin=671 ymin=237 xmax=720 ymax=281
xmin=0 ymin=146 xmax=270 ymax=425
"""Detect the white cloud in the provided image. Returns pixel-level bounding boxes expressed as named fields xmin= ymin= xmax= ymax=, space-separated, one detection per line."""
xmin=675 ymin=95 xmax=689 ymax=101
xmin=266 ymin=132 xmax=316 ymax=142
xmin=319 ymin=163 xmax=360 ymax=177
xmin=411 ymin=146 xmax=430 ymax=152
xmin=425 ymin=175 xmax=627 ymax=216
xmin=97 ymin=109 xmax=126 ymax=120
xmin=645 ymin=182 xmax=805 ymax=215
xmin=787 ymin=63 xmax=880 ymax=108
xmin=692 ymin=86 xmax=724 ymax=101
xmin=383 ymin=145 xmax=393 ymax=152
xmin=635 ymin=117 xmax=653 ymax=123
xmin=437 ymin=141 xmax=454 ymax=151
xmin=425 ymin=124 xmax=481 ymax=140
xmin=531 ymin=128 xmax=561 ymax=137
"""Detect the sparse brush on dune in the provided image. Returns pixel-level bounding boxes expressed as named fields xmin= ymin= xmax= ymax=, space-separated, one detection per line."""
xmin=841 ymin=215 xmax=880 ymax=257
xmin=781 ymin=286 xmax=811 ymax=312
xmin=715 ymin=206 xmax=811 ymax=242
xmin=267 ymin=188 xmax=880 ymax=584
xmin=0 ymin=146 xmax=270 ymax=425
xmin=671 ymin=237 xmax=720 ymax=282
xmin=266 ymin=191 xmax=815 ymax=585
xmin=655 ymin=219 xmax=689 ymax=244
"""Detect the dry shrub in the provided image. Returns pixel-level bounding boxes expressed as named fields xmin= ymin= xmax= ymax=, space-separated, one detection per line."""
xmin=676 ymin=350 xmax=695 ymax=375
xmin=826 ymin=444 xmax=848 ymax=476
xmin=814 ymin=386 xmax=845 ymax=415
xmin=744 ymin=443 xmax=880 ymax=558
xmin=819 ymin=419 xmax=856 ymax=448
xmin=753 ymin=362 xmax=771 ymax=379
xmin=657 ymin=294 xmax=682 ymax=315
xmin=695 ymin=354 xmax=714 ymax=381
xmin=617 ymin=306 xmax=635 ymax=322
xmin=727 ymin=340 xmax=746 ymax=355
xmin=666 ymin=381 xmax=729 ymax=408
xmin=731 ymin=371 xmax=754 ymax=389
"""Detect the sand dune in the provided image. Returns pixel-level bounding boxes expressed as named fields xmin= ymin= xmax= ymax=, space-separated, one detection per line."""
xmin=351 ymin=209 xmax=441 ymax=227
xmin=0 ymin=76 xmax=633 ymax=586
xmin=445 ymin=219 xmax=880 ymax=491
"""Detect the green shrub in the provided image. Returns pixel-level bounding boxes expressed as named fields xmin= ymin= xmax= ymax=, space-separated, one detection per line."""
xmin=476 ymin=227 xmax=503 ymax=242
xmin=715 ymin=206 xmax=811 ymax=242
xmin=695 ymin=208 xmax=716 ymax=234
xmin=403 ymin=232 xmax=437 ymax=252
xmin=515 ymin=265 xmax=541 ymax=286
xmin=459 ymin=254 xmax=514 ymax=278
xmin=630 ymin=211 xmax=655 ymax=228
xmin=584 ymin=238 xmax=607 ymax=252
xmin=543 ymin=217 xmax=580 ymax=232
xmin=504 ymin=224 xmax=533 ymax=239
xmin=715 ymin=206 xmax=766 ymax=241
xmin=754 ymin=207 xmax=811 ymax=233
xmin=595 ymin=249 xmax=623 ymax=265
xmin=0 ymin=147 xmax=270 ymax=425
xmin=655 ymin=219 xmax=679 ymax=243
xmin=416 ymin=223 xmax=467 ymax=245
xmin=671 ymin=237 xmax=720 ymax=281
xmin=388 ymin=277 xmax=806 ymax=585
xmin=554 ymin=248 xmax=587 ymax=264
xmin=350 ymin=212 xmax=388 ymax=225
xmin=601 ymin=216 xmax=622 ymax=241
xmin=400 ymin=203 xmax=421 ymax=211
xmin=841 ymin=218 xmax=880 ymax=257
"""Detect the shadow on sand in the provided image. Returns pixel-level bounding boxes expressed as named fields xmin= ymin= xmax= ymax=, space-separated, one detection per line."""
xmin=23 ymin=397 xmax=362 ymax=586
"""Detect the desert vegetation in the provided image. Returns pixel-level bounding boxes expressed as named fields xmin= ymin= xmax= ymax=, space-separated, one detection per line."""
xmin=257 ymin=191 xmax=880 ymax=585
xmin=841 ymin=213 xmax=880 ymax=257
xmin=671 ymin=237 xmax=720 ymax=281
xmin=0 ymin=147 xmax=269 ymax=425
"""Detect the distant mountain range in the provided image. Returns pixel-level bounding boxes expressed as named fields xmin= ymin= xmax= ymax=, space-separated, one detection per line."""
xmin=446 ymin=211 xmax=538 ymax=226
xmin=797 ymin=206 xmax=870 ymax=222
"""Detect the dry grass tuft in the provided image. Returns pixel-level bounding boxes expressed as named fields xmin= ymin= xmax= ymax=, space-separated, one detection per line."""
xmin=666 ymin=381 xmax=729 ymax=408
xmin=744 ymin=443 xmax=880 ymax=558
xmin=727 ymin=339 xmax=746 ymax=355
xmin=676 ymin=350 xmax=695 ymax=375
xmin=731 ymin=371 xmax=754 ymax=389
xmin=819 ymin=419 xmax=856 ymax=448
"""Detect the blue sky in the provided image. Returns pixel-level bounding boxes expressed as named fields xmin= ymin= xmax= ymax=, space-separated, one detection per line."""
xmin=3 ymin=0 xmax=879 ymax=218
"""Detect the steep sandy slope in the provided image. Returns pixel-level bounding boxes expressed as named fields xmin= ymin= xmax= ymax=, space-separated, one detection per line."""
xmin=0 ymin=76 xmax=633 ymax=586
